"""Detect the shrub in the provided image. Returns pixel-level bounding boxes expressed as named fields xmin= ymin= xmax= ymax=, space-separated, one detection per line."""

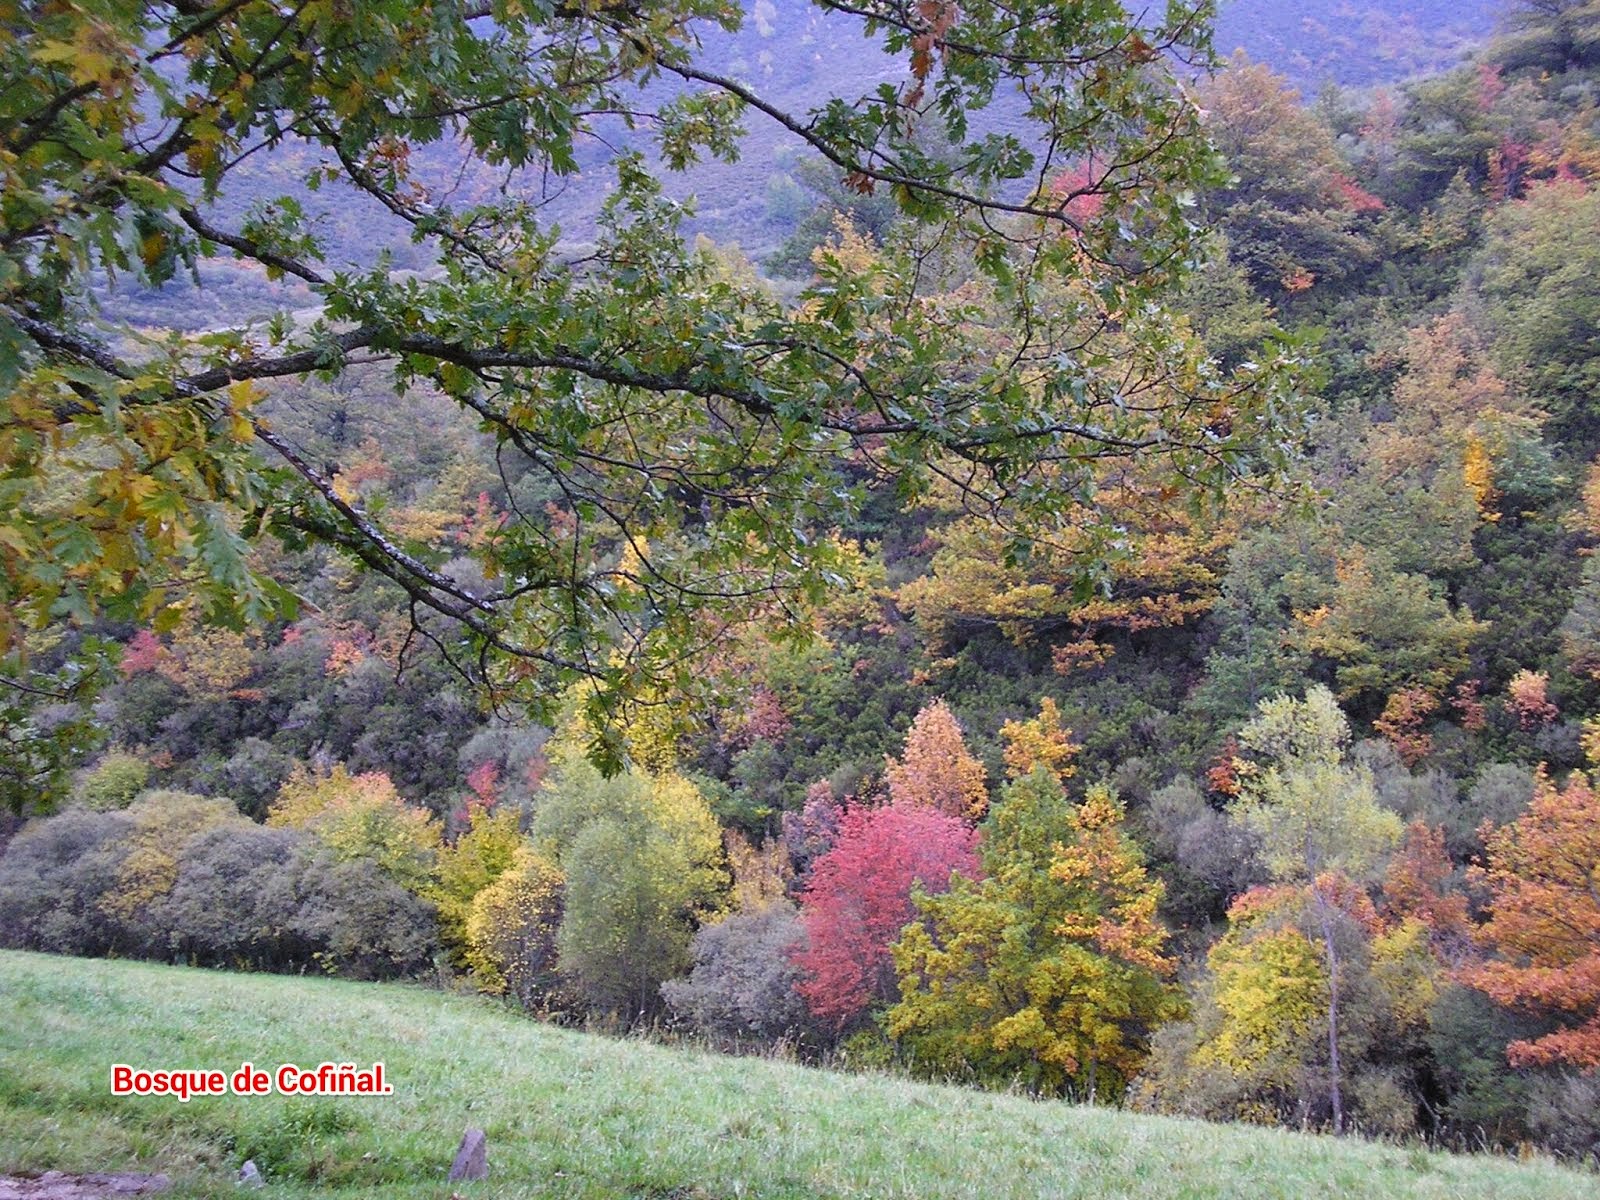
xmin=74 ymin=751 xmax=150 ymax=811
xmin=158 ymin=823 xmax=313 ymax=969
xmin=663 ymin=905 xmax=812 ymax=1043
xmin=0 ymin=807 xmax=133 ymax=954
xmin=465 ymin=845 xmax=564 ymax=1008
xmin=287 ymin=849 xmax=439 ymax=979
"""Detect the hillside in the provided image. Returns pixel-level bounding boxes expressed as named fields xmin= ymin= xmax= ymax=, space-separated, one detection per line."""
xmin=0 ymin=952 xmax=1593 ymax=1200
xmin=116 ymin=0 xmax=1503 ymax=330
xmin=1214 ymin=0 xmax=1499 ymax=87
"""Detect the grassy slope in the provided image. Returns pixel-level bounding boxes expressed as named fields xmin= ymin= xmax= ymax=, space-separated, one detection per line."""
xmin=0 ymin=951 xmax=1592 ymax=1200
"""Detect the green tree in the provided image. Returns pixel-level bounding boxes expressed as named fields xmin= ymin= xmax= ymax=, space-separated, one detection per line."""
xmin=0 ymin=0 xmax=1299 ymax=767
xmin=1229 ymin=686 xmax=1403 ymax=1131
xmin=1475 ymin=180 xmax=1600 ymax=439
xmin=532 ymin=740 xmax=725 ymax=1016
xmin=889 ymin=771 xmax=1178 ymax=1099
xmin=1292 ymin=550 xmax=1485 ymax=713
xmin=1194 ymin=54 xmax=1380 ymax=295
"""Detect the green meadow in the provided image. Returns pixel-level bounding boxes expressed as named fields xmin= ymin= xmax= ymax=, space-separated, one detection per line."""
xmin=1 ymin=951 xmax=1594 ymax=1199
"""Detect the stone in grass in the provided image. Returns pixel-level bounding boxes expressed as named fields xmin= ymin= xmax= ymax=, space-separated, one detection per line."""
xmin=236 ymin=1161 xmax=264 ymax=1189
xmin=447 ymin=1128 xmax=488 ymax=1182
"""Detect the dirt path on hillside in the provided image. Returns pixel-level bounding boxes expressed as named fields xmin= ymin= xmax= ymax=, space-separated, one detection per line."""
xmin=0 ymin=1173 xmax=170 ymax=1198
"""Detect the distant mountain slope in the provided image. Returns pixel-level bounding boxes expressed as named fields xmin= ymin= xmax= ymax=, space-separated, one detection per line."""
xmin=114 ymin=1 xmax=1506 ymax=328
xmin=1216 ymin=0 xmax=1501 ymax=88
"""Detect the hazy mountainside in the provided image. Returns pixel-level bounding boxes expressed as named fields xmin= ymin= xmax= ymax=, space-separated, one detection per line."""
xmin=119 ymin=0 xmax=1500 ymax=330
xmin=2 ymin=952 xmax=1594 ymax=1199
xmin=1215 ymin=0 xmax=1501 ymax=88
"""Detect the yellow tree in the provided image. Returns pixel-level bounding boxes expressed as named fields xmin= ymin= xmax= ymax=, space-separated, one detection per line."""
xmin=884 ymin=699 xmax=989 ymax=821
xmin=999 ymin=697 xmax=1080 ymax=784
xmin=432 ymin=803 xmax=525 ymax=965
xmin=890 ymin=773 xmax=1178 ymax=1099
xmin=465 ymin=845 xmax=565 ymax=1009
xmin=268 ymin=764 xmax=441 ymax=893
xmin=896 ymin=486 xmax=1232 ymax=675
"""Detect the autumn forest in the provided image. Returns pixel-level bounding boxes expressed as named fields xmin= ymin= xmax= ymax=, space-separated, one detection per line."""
xmin=3 ymin=0 xmax=1600 ymax=1169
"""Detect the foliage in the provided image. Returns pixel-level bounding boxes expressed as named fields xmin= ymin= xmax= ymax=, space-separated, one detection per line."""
xmin=533 ymin=739 xmax=726 ymax=1016
xmin=0 ymin=807 xmax=135 ymax=956
xmin=724 ymin=830 xmax=793 ymax=913
xmin=0 ymin=804 xmax=435 ymax=978
xmin=464 ymin=845 xmax=564 ymax=1009
xmin=1373 ymin=689 xmax=1440 ymax=767
xmin=883 ymin=700 xmax=989 ymax=820
xmin=1195 ymin=54 xmax=1381 ymax=295
xmin=781 ymin=780 xmax=844 ymax=880
xmin=889 ymin=773 xmax=1179 ymax=1098
xmin=0 ymin=0 xmax=1299 ymax=767
xmin=1290 ymin=551 xmax=1486 ymax=712
xmin=73 ymin=750 xmax=150 ymax=811
xmin=432 ymin=803 xmax=525 ymax=967
xmin=999 ymin=697 xmax=1080 ymax=783
xmin=1476 ymin=180 xmax=1600 ymax=439
xmin=1230 ymin=686 xmax=1404 ymax=881
xmin=101 ymin=790 xmax=239 ymax=923
xmin=793 ymin=801 xmax=979 ymax=1028
xmin=896 ymin=494 xmax=1234 ymax=674
xmin=285 ymin=850 xmax=440 ymax=980
xmin=1505 ymin=669 xmax=1559 ymax=731
xmin=1142 ymin=877 xmax=1434 ymax=1135
xmin=1199 ymin=917 xmax=1328 ymax=1081
xmin=1336 ymin=316 xmax=1541 ymax=576
xmin=267 ymin=764 xmax=440 ymax=892
xmin=1467 ymin=767 xmax=1600 ymax=1069
xmin=661 ymin=904 xmax=813 ymax=1043
xmin=13 ymin=4 xmax=1600 ymax=1160
xmin=0 ymin=639 xmax=106 ymax=817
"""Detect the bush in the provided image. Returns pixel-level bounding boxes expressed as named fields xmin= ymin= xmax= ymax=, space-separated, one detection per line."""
xmin=288 ymin=849 xmax=440 ymax=980
xmin=465 ymin=845 xmax=564 ymax=1009
xmin=0 ymin=803 xmax=437 ymax=980
xmin=74 ymin=751 xmax=150 ymax=811
xmin=0 ymin=807 xmax=133 ymax=954
xmin=1528 ymin=1073 xmax=1600 ymax=1164
xmin=101 ymin=790 xmax=243 ymax=951
xmin=662 ymin=904 xmax=812 ymax=1044
xmin=158 ymin=823 xmax=312 ymax=970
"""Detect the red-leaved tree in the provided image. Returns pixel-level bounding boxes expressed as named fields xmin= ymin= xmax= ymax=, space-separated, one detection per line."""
xmin=793 ymin=802 xmax=979 ymax=1026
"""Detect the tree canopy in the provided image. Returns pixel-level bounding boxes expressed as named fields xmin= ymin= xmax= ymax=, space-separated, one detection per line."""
xmin=0 ymin=0 xmax=1298 ymax=763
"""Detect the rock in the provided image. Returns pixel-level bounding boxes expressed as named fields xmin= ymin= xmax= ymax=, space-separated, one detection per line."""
xmin=236 ymin=1161 xmax=264 ymax=1189
xmin=447 ymin=1128 xmax=488 ymax=1182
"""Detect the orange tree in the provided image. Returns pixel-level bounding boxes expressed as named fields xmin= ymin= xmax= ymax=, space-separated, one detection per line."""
xmin=1467 ymin=767 xmax=1600 ymax=1071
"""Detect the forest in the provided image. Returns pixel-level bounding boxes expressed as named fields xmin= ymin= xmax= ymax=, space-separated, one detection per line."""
xmin=2 ymin=0 xmax=1599 ymax=1167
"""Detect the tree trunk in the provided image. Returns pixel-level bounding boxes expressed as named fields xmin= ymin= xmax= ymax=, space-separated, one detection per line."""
xmin=1312 ymin=885 xmax=1344 ymax=1134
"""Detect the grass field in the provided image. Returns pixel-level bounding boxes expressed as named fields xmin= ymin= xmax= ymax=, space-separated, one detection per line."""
xmin=0 ymin=950 xmax=1594 ymax=1199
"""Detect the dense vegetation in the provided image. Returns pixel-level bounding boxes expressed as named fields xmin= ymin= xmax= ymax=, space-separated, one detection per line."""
xmin=4 ymin=951 xmax=1598 ymax=1198
xmin=4 ymin=0 xmax=1600 ymax=1171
